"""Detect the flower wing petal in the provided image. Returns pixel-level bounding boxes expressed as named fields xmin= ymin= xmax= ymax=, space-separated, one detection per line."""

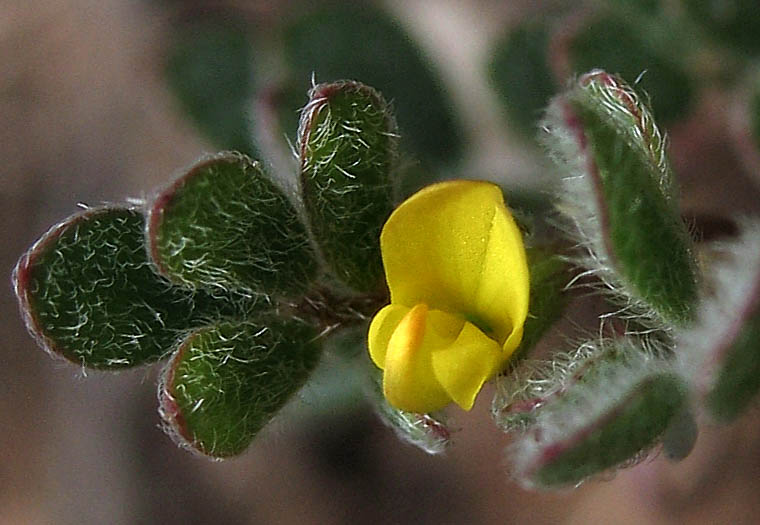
xmin=430 ymin=321 xmax=503 ymax=411
xmin=368 ymin=303 xmax=409 ymax=368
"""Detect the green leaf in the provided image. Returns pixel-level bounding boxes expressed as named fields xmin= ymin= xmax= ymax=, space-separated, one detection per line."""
xmin=683 ymin=0 xmax=760 ymax=56
xmin=511 ymin=340 xmax=687 ymax=488
xmin=704 ymin=316 xmax=760 ymax=421
xmin=489 ymin=21 xmax=557 ymax=140
xmin=568 ymin=14 xmax=693 ymax=124
xmin=283 ymin=3 xmax=463 ymax=166
xmin=493 ymin=340 xmax=605 ymax=433
xmin=159 ymin=318 xmax=322 ymax=457
xmin=605 ymin=0 xmax=662 ymax=14
xmin=166 ymin=18 xmax=256 ymax=155
xmin=751 ymin=78 xmax=760 ymax=148
xmin=662 ymin=406 xmax=698 ymax=461
xmin=681 ymin=222 xmax=760 ymax=422
xmin=530 ymin=373 xmax=685 ymax=487
xmin=544 ymin=71 xmax=699 ymax=324
xmin=515 ymin=247 xmax=571 ymax=359
xmin=298 ymin=81 xmax=397 ymax=292
xmin=148 ymin=153 xmax=318 ymax=298
xmin=13 ymin=207 xmax=245 ymax=369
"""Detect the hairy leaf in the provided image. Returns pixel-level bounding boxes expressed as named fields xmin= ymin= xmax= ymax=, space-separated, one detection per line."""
xmin=148 ymin=153 xmax=317 ymax=298
xmin=299 ymin=81 xmax=397 ymax=292
xmin=680 ymin=222 xmax=760 ymax=422
xmin=159 ymin=318 xmax=321 ymax=457
xmin=14 ymin=207 xmax=245 ymax=368
xmin=543 ymin=71 xmax=699 ymax=324
xmin=568 ymin=14 xmax=693 ymax=124
xmin=510 ymin=340 xmax=687 ymax=488
xmin=283 ymin=3 xmax=462 ymax=166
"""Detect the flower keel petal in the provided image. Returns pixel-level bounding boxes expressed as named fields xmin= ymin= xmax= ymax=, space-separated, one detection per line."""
xmin=383 ymin=305 xmax=456 ymax=413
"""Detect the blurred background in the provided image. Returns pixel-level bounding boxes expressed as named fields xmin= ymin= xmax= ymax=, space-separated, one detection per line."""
xmin=4 ymin=0 xmax=760 ymax=523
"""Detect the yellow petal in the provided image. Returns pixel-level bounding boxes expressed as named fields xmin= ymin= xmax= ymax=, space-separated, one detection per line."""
xmin=377 ymin=303 xmax=501 ymax=413
xmin=380 ymin=180 xmax=529 ymax=351
xmin=430 ymin=321 xmax=503 ymax=410
xmin=382 ymin=304 xmax=453 ymax=413
xmin=473 ymin=193 xmax=530 ymax=355
xmin=368 ymin=303 xmax=410 ymax=369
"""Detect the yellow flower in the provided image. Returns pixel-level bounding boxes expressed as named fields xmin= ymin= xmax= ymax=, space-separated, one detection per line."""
xmin=368 ymin=180 xmax=529 ymax=413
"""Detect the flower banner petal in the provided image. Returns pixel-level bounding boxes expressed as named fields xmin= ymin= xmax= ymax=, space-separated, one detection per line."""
xmin=474 ymin=199 xmax=530 ymax=351
xmin=380 ymin=180 xmax=529 ymax=347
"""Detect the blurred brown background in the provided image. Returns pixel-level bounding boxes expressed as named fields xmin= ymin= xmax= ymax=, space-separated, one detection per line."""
xmin=4 ymin=1 xmax=760 ymax=524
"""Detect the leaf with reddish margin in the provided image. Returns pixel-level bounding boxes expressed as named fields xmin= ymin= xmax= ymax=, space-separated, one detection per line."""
xmin=298 ymin=81 xmax=397 ymax=292
xmin=159 ymin=318 xmax=321 ymax=458
xmin=148 ymin=153 xmax=318 ymax=298
xmin=14 ymin=206 xmax=245 ymax=368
